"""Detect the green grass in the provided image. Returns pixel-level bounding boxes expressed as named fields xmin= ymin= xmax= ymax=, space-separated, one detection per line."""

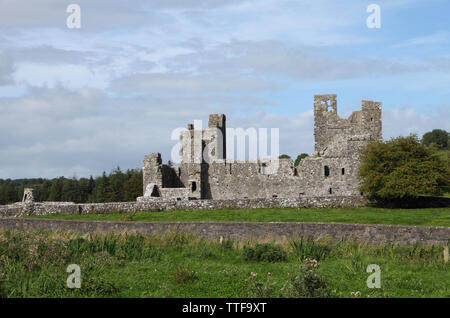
xmin=30 ymin=207 xmax=450 ymax=227
xmin=0 ymin=230 xmax=448 ymax=298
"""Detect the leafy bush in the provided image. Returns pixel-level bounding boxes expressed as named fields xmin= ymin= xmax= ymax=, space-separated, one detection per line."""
xmin=289 ymin=238 xmax=331 ymax=261
xmin=280 ymin=258 xmax=331 ymax=298
xmin=358 ymin=135 xmax=450 ymax=200
xmin=242 ymin=243 xmax=287 ymax=263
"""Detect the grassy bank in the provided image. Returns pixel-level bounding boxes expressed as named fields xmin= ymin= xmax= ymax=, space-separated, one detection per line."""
xmin=0 ymin=230 xmax=448 ymax=298
xmin=30 ymin=207 xmax=450 ymax=227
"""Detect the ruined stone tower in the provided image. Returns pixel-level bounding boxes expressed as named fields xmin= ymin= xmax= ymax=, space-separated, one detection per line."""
xmin=314 ymin=94 xmax=382 ymax=157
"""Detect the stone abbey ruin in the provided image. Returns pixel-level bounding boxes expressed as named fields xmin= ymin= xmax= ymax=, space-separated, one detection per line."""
xmin=0 ymin=94 xmax=382 ymax=217
xmin=139 ymin=94 xmax=382 ymax=201
xmin=2 ymin=94 xmax=449 ymax=247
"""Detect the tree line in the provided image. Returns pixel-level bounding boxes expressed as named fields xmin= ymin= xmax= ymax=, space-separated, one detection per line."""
xmin=0 ymin=167 xmax=142 ymax=205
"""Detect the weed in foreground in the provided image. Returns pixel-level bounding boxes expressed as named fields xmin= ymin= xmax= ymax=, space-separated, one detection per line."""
xmin=173 ymin=267 xmax=198 ymax=284
xmin=280 ymin=258 xmax=331 ymax=298
xmin=242 ymin=243 xmax=287 ymax=263
xmin=289 ymin=237 xmax=331 ymax=261
xmin=244 ymin=272 xmax=275 ymax=298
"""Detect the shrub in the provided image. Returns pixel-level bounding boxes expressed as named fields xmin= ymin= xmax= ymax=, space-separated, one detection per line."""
xmin=280 ymin=258 xmax=331 ymax=298
xmin=358 ymin=135 xmax=450 ymax=200
xmin=242 ymin=243 xmax=287 ymax=263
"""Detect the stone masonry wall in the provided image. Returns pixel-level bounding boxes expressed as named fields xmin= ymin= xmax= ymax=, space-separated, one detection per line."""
xmin=0 ymin=196 xmax=369 ymax=218
xmin=0 ymin=218 xmax=448 ymax=245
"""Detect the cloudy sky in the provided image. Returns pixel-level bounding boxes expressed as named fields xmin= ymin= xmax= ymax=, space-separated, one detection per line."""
xmin=0 ymin=0 xmax=449 ymax=178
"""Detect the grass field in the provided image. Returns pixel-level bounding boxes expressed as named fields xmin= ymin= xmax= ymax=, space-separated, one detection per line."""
xmin=30 ymin=207 xmax=450 ymax=227
xmin=0 ymin=230 xmax=448 ymax=298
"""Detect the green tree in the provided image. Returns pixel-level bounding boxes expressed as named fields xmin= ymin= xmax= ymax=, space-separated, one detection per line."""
xmin=62 ymin=178 xmax=80 ymax=202
xmin=422 ymin=129 xmax=449 ymax=149
xmin=48 ymin=177 xmax=64 ymax=201
xmin=294 ymin=153 xmax=309 ymax=166
xmin=109 ymin=167 xmax=125 ymax=202
xmin=123 ymin=169 xmax=143 ymax=201
xmin=358 ymin=135 xmax=450 ymax=200
xmin=0 ymin=183 xmax=17 ymax=204
xmin=39 ymin=180 xmax=52 ymax=201
xmin=87 ymin=176 xmax=95 ymax=202
xmin=278 ymin=154 xmax=291 ymax=159
xmin=93 ymin=172 xmax=110 ymax=203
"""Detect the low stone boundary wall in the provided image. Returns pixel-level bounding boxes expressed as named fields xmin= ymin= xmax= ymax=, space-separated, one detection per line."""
xmin=0 ymin=196 xmax=369 ymax=218
xmin=0 ymin=218 xmax=448 ymax=245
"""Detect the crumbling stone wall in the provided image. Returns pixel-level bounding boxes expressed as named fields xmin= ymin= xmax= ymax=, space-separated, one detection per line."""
xmin=140 ymin=95 xmax=382 ymax=201
xmin=0 ymin=196 xmax=369 ymax=218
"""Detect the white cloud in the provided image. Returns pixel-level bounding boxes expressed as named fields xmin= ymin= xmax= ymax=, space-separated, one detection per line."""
xmin=0 ymin=0 xmax=449 ymax=179
xmin=0 ymin=52 xmax=14 ymax=85
xmin=13 ymin=63 xmax=110 ymax=88
xmin=0 ymin=86 xmax=276 ymax=178
xmin=0 ymin=0 xmax=171 ymax=30
xmin=110 ymin=72 xmax=279 ymax=94
xmin=9 ymin=45 xmax=96 ymax=65
xmin=383 ymin=107 xmax=450 ymax=139
xmin=394 ymin=31 xmax=448 ymax=48
xmin=151 ymin=40 xmax=421 ymax=82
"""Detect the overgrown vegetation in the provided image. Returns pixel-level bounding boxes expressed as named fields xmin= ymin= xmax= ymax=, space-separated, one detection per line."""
xmin=280 ymin=258 xmax=331 ymax=298
xmin=0 ymin=167 xmax=143 ymax=205
xmin=290 ymin=238 xmax=331 ymax=261
xmin=0 ymin=231 xmax=448 ymax=298
xmin=243 ymin=243 xmax=287 ymax=263
xmin=294 ymin=153 xmax=309 ymax=167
